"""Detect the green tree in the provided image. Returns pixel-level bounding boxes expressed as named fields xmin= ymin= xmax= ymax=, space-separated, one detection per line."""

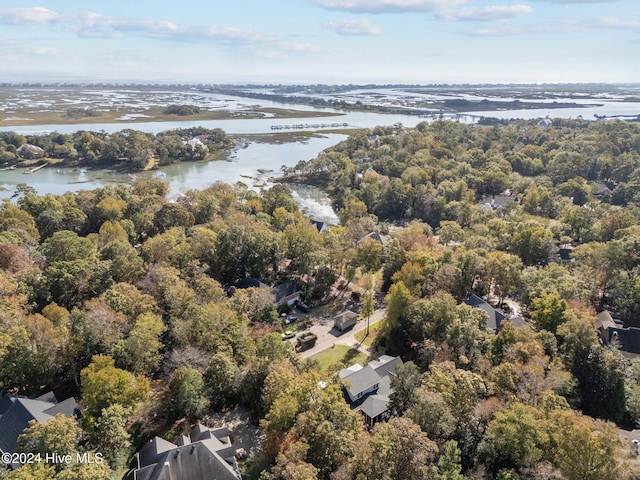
xmin=479 ymin=403 xmax=549 ymax=473
xmin=168 ymin=366 xmax=209 ymax=420
xmin=511 ymin=226 xmax=554 ymax=266
xmin=55 ymin=462 xmax=112 ymax=480
xmin=388 ymin=361 xmax=422 ymax=416
xmin=572 ymin=346 xmax=626 ymax=422
xmin=40 ymin=230 xmax=96 ymax=264
xmin=153 ymin=203 xmax=195 ymax=233
xmin=405 ymin=389 xmax=456 ymax=441
xmin=351 ymin=417 xmax=438 ymax=480
xmin=437 ymin=440 xmax=466 ymax=480
xmin=205 ymin=352 xmax=242 ymax=410
xmin=80 ymin=355 xmax=150 ymax=426
xmin=16 ymin=414 xmax=80 ymax=472
xmin=5 ymin=463 xmax=56 ymax=480
xmin=531 ymin=292 xmax=567 ymax=334
xmin=272 ymin=442 xmax=319 ymax=480
xmin=547 ymin=409 xmax=625 ymax=480
xmin=116 ymin=312 xmax=165 ymax=375
xmin=90 ymin=404 xmax=131 ymax=472
xmin=484 ymin=251 xmax=522 ymax=303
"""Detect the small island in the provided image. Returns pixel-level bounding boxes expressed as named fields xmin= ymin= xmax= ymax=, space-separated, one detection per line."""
xmin=0 ymin=126 xmax=235 ymax=171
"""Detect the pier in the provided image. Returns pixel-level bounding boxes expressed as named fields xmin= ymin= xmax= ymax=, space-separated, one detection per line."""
xmin=270 ymin=122 xmax=349 ymax=130
xmin=23 ymin=163 xmax=47 ymax=174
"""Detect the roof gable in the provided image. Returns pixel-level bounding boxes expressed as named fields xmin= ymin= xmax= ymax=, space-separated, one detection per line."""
xmin=0 ymin=392 xmax=77 ymax=456
xmin=343 ymin=365 xmax=381 ymax=398
xmin=134 ymin=425 xmax=241 ymax=480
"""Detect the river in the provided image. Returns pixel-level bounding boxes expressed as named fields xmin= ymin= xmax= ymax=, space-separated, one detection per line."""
xmin=1 ymin=89 xmax=639 ymax=222
xmin=0 ymin=133 xmax=345 ymax=223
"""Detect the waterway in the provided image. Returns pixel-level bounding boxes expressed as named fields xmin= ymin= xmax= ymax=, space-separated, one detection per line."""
xmin=1 ymin=90 xmax=639 ymax=223
xmin=0 ymin=133 xmax=345 ymax=223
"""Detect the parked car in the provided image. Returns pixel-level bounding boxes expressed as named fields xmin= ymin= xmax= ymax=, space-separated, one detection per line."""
xmin=285 ymin=315 xmax=298 ymax=324
xmin=295 ymin=300 xmax=310 ymax=313
xmin=281 ymin=330 xmax=295 ymax=340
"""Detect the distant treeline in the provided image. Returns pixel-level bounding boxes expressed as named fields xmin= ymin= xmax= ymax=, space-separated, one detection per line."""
xmin=0 ymin=126 xmax=233 ymax=170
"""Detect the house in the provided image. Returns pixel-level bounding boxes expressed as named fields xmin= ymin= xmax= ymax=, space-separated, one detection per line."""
xmin=334 ymin=311 xmax=358 ymax=332
xmin=16 ymin=144 xmax=45 ymax=159
xmin=310 ymin=220 xmax=329 ymax=234
xmin=234 ymin=278 xmax=269 ymax=290
xmin=339 ymin=356 xmax=402 ymax=427
xmin=270 ymin=280 xmax=302 ymax=307
xmin=465 ymin=294 xmax=526 ymax=332
xmin=129 ymin=424 xmax=241 ymax=480
xmin=594 ymin=181 xmax=616 ymax=199
xmin=185 ymin=138 xmax=205 ymax=150
xmin=0 ymin=392 xmax=80 ymax=470
xmin=476 ymin=194 xmax=515 ymax=211
xmin=557 ymin=244 xmax=575 ymax=263
xmin=358 ymin=232 xmax=390 ymax=246
xmin=538 ymin=118 xmax=553 ymax=127
xmin=596 ymin=310 xmax=640 ymax=356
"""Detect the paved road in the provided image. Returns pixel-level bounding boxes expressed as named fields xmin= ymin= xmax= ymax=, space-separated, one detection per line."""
xmin=298 ymin=308 xmax=386 ymax=359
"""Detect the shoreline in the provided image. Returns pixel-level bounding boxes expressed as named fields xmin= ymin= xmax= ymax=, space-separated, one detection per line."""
xmin=0 ymin=106 xmax=345 ymax=128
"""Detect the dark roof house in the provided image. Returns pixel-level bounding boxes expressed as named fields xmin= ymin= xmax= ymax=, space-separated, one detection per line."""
xmin=465 ymin=294 xmax=526 ymax=332
xmin=130 ymin=424 xmax=241 ymax=480
xmin=234 ymin=278 xmax=269 ymax=290
xmin=339 ymin=355 xmax=402 ymax=427
xmin=596 ymin=310 xmax=640 ymax=356
xmin=310 ymin=220 xmax=329 ymax=233
xmin=270 ymin=281 xmax=302 ymax=307
xmin=358 ymin=232 xmax=390 ymax=246
xmin=0 ymin=392 xmax=79 ymax=469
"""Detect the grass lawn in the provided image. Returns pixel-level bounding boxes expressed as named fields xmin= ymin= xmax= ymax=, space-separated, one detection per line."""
xmin=310 ymin=345 xmax=367 ymax=370
xmin=354 ymin=320 xmax=382 ymax=347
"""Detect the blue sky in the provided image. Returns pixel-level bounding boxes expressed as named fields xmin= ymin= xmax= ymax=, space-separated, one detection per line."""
xmin=0 ymin=0 xmax=637 ymax=84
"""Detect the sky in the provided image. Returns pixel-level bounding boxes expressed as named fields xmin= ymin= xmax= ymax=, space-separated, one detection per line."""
xmin=0 ymin=0 xmax=638 ymax=84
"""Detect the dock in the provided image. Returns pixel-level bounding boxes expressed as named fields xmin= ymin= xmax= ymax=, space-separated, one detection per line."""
xmin=269 ymin=122 xmax=349 ymax=130
xmin=23 ymin=163 xmax=47 ymax=174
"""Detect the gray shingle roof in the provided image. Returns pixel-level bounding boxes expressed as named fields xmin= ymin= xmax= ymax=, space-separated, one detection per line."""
xmin=0 ymin=393 xmax=79 ymax=458
xmin=465 ymin=295 xmax=507 ymax=331
xmin=359 ymin=394 xmax=390 ymax=419
xmin=369 ymin=355 xmax=402 ymax=379
xmin=343 ymin=365 xmax=381 ymax=400
xmin=340 ymin=356 xmax=402 ymax=426
xmin=608 ymin=327 xmax=640 ymax=354
xmin=270 ymin=281 xmax=301 ymax=305
xmin=134 ymin=425 xmax=241 ymax=480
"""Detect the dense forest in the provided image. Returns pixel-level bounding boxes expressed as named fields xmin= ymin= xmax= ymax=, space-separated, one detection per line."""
xmin=1 ymin=119 xmax=640 ymax=479
xmin=0 ymin=126 xmax=233 ymax=170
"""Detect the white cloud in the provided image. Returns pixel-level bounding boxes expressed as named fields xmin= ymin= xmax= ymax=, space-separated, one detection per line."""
xmin=313 ymin=0 xmax=466 ymax=14
xmin=0 ymin=6 xmax=318 ymax=54
xmin=25 ymin=46 xmax=63 ymax=56
xmin=0 ymin=6 xmax=62 ymax=24
xmin=322 ymin=18 xmax=382 ymax=35
xmin=436 ymin=5 xmax=533 ymax=22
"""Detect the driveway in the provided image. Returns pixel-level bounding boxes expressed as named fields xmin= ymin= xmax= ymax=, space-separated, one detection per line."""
xmin=297 ymin=307 xmax=386 ymax=359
